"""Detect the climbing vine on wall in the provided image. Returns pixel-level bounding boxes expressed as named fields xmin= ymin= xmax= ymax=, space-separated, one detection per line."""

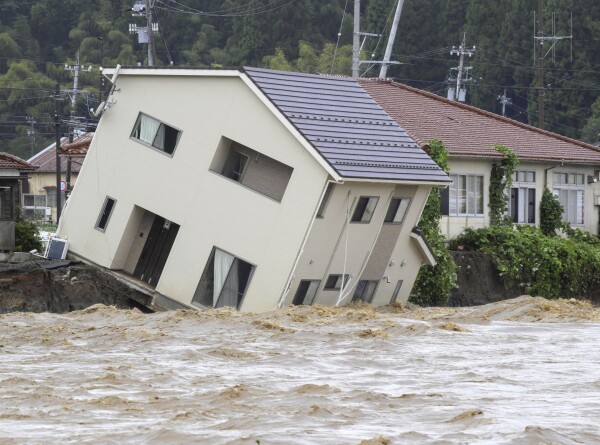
xmin=488 ymin=145 xmax=519 ymax=226
xmin=409 ymin=140 xmax=457 ymax=307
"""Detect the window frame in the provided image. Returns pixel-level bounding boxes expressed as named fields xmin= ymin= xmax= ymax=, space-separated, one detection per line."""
xmin=384 ymin=197 xmax=411 ymax=224
xmin=508 ymin=170 xmax=537 ymax=224
xmin=324 ymin=274 xmax=350 ymax=291
xmin=553 ymin=171 xmax=585 ymax=226
xmin=191 ymin=246 xmax=256 ymax=310
xmin=351 ymin=196 xmax=379 ymax=223
xmin=351 ymin=280 xmax=378 ymax=303
xmin=447 ymin=173 xmax=484 ymax=217
xmin=316 ymin=183 xmax=335 ymax=218
xmin=95 ymin=196 xmax=117 ymax=232
xmin=130 ymin=112 xmax=182 ymax=156
xmin=221 ymin=149 xmax=249 ymax=182
xmin=292 ymin=280 xmax=321 ymax=305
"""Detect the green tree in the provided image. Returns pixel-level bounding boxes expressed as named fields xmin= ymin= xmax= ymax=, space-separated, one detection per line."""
xmin=540 ymin=188 xmax=564 ymax=236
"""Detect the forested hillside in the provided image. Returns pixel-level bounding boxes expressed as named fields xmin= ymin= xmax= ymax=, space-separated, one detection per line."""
xmin=1 ymin=0 xmax=600 ymax=159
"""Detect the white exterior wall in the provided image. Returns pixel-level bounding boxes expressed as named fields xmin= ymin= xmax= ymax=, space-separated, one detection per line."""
xmin=442 ymin=158 xmax=600 ymax=239
xmin=58 ymin=74 xmax=328 ymax=312
xmin=286 ymin=182 xmax=433 ymax=306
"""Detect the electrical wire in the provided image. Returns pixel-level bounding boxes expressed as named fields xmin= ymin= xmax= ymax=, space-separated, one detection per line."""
xmin=330 ymin=0 xmax=349 ymax=75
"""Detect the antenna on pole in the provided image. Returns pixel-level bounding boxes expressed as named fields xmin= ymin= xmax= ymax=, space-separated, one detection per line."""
xmin=379 ymin=0 xmax=404 ymax=79
xmin=533 ymin=1 xmax=572 ymax=130
xmin=64 ymin=51 xmax=93 ymax=140
xmin=498 ymin=89 xmax=512 ymax=117
xmin=447 ymin=33 xmax=475 ymax=102
xmin=129 ymin=0 xmax=158 ymax=66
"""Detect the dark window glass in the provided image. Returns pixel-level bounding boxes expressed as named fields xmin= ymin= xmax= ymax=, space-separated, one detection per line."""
xmin=351 ymin=196 xmax=379 ymax=223
xmin=292 ymin=280 xmax=320 ymax=305
xmin=385 ymin=198 xmax=410 ymax=223
xmin=192 ymin=247 xmax=255 ymax=309
xmin=222 ymin=150 xmax=249 ymax=182
xmin=352 ymin=280 xmax=378 ymax=303
xmin=324 ymin=274 xmax=350 ymax=290
xmin=131 ymin=113 xmax=181 ymax=155
xmin=95 ymin=197 xmax=116 ymax=231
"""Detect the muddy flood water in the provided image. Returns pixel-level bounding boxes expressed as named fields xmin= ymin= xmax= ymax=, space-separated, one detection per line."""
xmin=1 ymin=296 xmax=600 ymax=445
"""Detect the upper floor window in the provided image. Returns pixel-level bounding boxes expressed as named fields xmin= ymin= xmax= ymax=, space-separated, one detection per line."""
xmin=384 ymin=197 xmax=410 ymax=223
xmin=553 ymin=172 xmax=584 ymax=225
xmin=446 ymin=174 xmax=484 ymax=216
xmin=210 ymin=139 xmax=293 ymax=202
xmin=131 ymin=113 xmax=181 ymax=155
xmin=351 ymin=196 xmax=379 ymax=223
xmin=316 ymin=183 xmax=335 ymax=218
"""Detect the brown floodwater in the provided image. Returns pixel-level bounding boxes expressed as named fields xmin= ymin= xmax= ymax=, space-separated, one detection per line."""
xmin=1 ymin=296 xmax=599 ymax=444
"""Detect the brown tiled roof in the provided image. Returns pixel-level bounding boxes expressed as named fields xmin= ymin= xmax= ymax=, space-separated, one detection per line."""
xmin=0 ymin=152 xmax=37 ymax=170
xmin=28 ymin=132 xmax=92 ymax=173
xmin=361 ymin=79 xmax=600 ymax=165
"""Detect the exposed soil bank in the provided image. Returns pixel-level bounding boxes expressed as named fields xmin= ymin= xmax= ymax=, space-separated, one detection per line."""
xmin=0 ymin=260 xmax=151 ymax=313
xmin=2 ymin=251 xmax=598 ymax=313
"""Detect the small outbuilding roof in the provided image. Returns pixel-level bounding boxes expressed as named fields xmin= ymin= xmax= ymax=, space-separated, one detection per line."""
xmin=0 ymin=152 xmax=36 ymax=170
xmin=244 ymin=67 xmax=450 ymax=183
xmin=361 ymin=79 xmax=600 ymax=165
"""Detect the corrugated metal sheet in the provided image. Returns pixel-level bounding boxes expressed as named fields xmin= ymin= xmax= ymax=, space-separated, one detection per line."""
xmin=244 ymin=67 xmax=449 ymax=183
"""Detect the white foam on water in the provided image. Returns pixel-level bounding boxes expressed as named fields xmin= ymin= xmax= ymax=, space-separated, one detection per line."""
xmin=0 ymin=297 xmax=598 ymax=444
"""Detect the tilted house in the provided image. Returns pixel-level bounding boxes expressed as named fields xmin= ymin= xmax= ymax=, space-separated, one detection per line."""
xmin=0 ymin=153 xmax=37 ymax=251
xmin=362 ymin=79 xmax=600 ymax=238
xmin=25 ymin=133 xmax=92 ymax=224
xmin=57 ymin=67 xmax=449 ymax=312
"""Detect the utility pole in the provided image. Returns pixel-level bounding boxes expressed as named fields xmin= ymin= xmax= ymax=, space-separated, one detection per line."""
xmin=146 ymin=0 xmax=155 ymax=66
xmin=379 ymin=0 xmax=404 ymax=78
xmin=447 ymin=34 xmax=475 ymax=102
xmin=26 ymin=117 xmax=36 ymax=158
xmin=533 ymin=2 xmax=572 ymax=130
xmin=130 ymin=0 xmax=158 ymax=66
xmin=352 ymin=0 xmax=360 ymax=78
xmin=536 ymin=0 xmax=544 ymax=129
xmin=54 ymin=84 xmax=62 ymax=225
xmin=351 ymin=0 xmax=395 ymax=79
xmin=498 ymin=89 xmax=512 ymax=117
xmin=65 ymin=52 xmax=92 ymax=140
xmin=97 ymin=37 xmax=105 ymax=103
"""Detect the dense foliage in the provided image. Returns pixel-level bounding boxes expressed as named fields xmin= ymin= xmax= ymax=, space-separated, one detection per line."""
xmin=488 ymin=145 xmax=519 ymax=226
xmin=409 ymin=140 xmax=457 ymax=306
xmin=452 ymin=225 xmax=600 ymax=300
xmin=1 ymin=1 xmax=600 ymax=158
xmin=14 ymin=218 xmax=42 ymax=252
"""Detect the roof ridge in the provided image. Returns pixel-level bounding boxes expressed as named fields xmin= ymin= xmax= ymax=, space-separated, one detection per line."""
xmin=360 ymin=78 xmax=600 ymax=155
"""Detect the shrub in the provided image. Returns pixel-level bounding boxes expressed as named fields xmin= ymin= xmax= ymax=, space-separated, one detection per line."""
xmin=452 ymin=225 xmax=600 ymax=299
xmin=539 ymin=187 xmax=565 ymax=236
xmin=15 ymin=218 xmax=43 ymax=253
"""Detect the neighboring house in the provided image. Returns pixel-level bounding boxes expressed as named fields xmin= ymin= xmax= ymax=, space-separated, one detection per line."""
xmin=57 ymin=67 xmax=449 ymax=312
xmin=25 ymin=133 xmax=92 ymax=224
xmin=0 ymin=152 xmax=36 ymax=251
xmin=362 ymin=79 xmax=600 ymax=238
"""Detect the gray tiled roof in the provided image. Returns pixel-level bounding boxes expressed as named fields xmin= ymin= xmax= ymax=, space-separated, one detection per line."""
xmin=244 ymin=67 xmax=449 ymax=183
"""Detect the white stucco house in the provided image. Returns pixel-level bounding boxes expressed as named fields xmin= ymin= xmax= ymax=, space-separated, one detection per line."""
xmin=363 ymin=79 xmax=600 ymax=238
xmin=57 ymin=67 xmax=449 ymax=312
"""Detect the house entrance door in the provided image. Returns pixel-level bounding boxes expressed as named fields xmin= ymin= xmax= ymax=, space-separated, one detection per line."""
xmin=133 ymin=215 xmax=180 ymax=286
